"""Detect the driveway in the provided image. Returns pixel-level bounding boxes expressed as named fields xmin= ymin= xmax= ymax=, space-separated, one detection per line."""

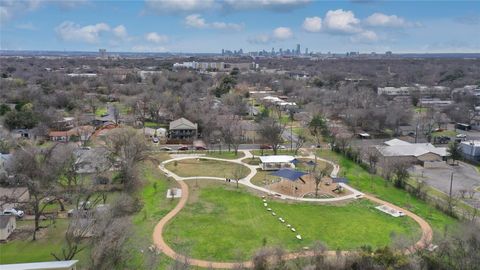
xmin=410 ymin=162 xmax=480 ymax=208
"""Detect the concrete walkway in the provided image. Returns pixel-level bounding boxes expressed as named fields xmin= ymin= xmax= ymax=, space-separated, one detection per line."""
xmin=153 ymin=150 xmax=433 ymax=268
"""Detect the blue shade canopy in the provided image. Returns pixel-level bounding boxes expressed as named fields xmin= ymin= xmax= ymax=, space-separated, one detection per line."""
xmin=332 ymin=177 xmax=349 ymax=183
xmin=306 ymin=160 xmax=316 ymax=166
xmin=290 ymin=158 xmax=301 ymax=165
xmin=270 ymin=169 xmax=308 ymax=181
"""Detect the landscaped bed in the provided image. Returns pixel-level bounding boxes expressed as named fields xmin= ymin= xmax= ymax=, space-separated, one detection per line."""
xmin=163 ymin=181 xmax=421 ymax=261
xmin=165 ymin=158 xmax=250 ymax=179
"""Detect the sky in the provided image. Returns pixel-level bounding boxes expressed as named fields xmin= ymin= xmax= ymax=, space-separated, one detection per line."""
xmin=0 ymin=0 xmax=479 ymax=53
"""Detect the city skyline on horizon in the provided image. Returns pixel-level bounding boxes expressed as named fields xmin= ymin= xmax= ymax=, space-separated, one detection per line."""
xmin=1 ymin=0 xmax=479 ymax=54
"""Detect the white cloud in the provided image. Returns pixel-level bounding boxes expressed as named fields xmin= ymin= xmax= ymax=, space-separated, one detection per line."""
xmin=365 ymin=13 xmax=410 ymax=27
xmin=224 ymin=0 xmax=310 ymax=11
xmin=15 ymin=22 xmax=36 ymax=30
xmin=145 ymin=32 xmax=169 ymax=43
xmin=248 ymin=34 xmax=271 ymax=44
xmin=273 ymin=27 xmax=293 ymax=40
xmin=0 ymin=0 xmax=40 ymax=23
xmin=302 ymin=16 xmax=322 ymax=32
xmin=0 ymin=6 xmax=11 ymax=23
xmin=323 ymin=9 xmax=361 ymax=34
xmin=185 ymin=14 xmax=207 ymax=28
xmin=249 ymin=26 xmax=293 ymax=44
xmin=351 ymin=30 xmax=378 ymax=43
xmin=55 ymin=21 xmax=110 ymax=43
xmin=132 ymin=45 xmax=168 ymax=52
xmin=145 ymin=0 xmax=215 ymax=13
xmin=184 ymin=14 xmax=243 ymax=31
xmin=113 ymin=25 xmax=128 ymax=39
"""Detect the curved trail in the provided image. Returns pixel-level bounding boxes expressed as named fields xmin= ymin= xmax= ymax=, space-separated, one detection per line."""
xmin=153 ymin=151 xmax=433 ymax=269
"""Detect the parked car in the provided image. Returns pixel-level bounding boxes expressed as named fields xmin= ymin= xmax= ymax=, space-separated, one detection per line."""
xmin=260 ymin=144 xmax=272 ymax=150
xmin=3 ymin=208 xmax=24 ymax=218
xmin=456 ymin=134 xmax=467 ymax=139
xmin=277 ymin=145 xmax=287 ymax=150
xmin=178 ymin=146 xmax=189 ymax=151
xmin=195 ymin=146 xmax=207 ymax=150
xmin=152 ymin=137 xmax=159 ymax=144
xmin=159 ymin=146 xmax=172 ymax=151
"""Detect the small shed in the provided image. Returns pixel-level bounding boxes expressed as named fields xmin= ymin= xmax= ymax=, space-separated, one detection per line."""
xmin=1 ymin=260 xmax=78 ymax=270
xmin=0 ymin=214 xmax=16 ymax=241
xmin=259 ymin=155 xmax=295 ymax=170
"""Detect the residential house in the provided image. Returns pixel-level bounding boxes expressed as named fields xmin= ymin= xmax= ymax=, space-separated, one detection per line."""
xmin=375 ymin=139 xmax=448 ymax=168
xmin=144 ymin=127 xmax=167 ymax=138
xmin=0 ymin=214 xmax=16 ymax=241
xmin=1 ymin=260 xmax=78 ymax=270
xmin=0 ymin=153 xmax=11 ymax=176
xmin=168 ymin=118 xmax=198 ymax=141
xmin=10 ymin=129 xmax=33 ymax=139
xmin=460 ymin=141 xmax=480 ymax=162
xmin=49 ymin=126 xmax=95 ymax=142
xmin=0 ymin=187 xmax=30 ymax=211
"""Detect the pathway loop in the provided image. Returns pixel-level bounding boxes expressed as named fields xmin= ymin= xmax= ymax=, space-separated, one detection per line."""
xmin=153 ymin=150 xmax=433 ymax=269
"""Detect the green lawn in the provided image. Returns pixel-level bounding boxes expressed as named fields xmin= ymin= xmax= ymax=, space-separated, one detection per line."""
xmin=0 ymin=220 xmax=90 ymax=268
xmin=165 ymin=159 xmax=250 ymax=179
xmin=205 ymin=151 xmax=245 ymax=159
xmin=243 ymin=157 xmax=261 ymax=165
xmin=414 ymin=107 xmax=428 ymax=113
xmin=251 ymin=149 xmax=305 ymax=156
xmin=95 ymin=107 xmax=107 ymax=117
xmin=125 ymin=161 xmax=181 ymax=269
xmin=431 ymin=130 xmax=457 ymax=137
xmin=315 ymin=150 xmax=457 ymax=233
xmin=163 ymin=182 xmax=421 ymax=261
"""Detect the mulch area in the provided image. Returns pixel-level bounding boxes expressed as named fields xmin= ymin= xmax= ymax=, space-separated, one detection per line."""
xmin=265 ymin=174 xmax=352 ymax=198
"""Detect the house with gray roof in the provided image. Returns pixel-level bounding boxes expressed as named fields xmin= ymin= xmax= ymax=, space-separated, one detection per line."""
xmin=168 ymin=118 xmax=198 ymax=141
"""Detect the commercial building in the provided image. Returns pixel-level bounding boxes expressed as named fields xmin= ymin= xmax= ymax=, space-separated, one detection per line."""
xmin=460 ymin=141 xmax=480 ymax=161
xmin=375 ymin=139 xmax=448 ymax=167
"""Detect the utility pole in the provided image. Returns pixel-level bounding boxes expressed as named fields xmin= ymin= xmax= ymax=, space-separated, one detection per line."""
xmin=449 ymin=172 xmax=454 ymax=198
xmin=290 ymin=122 xmax=293 ymax=152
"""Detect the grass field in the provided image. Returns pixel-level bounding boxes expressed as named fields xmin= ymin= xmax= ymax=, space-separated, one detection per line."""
xmin=315 ymin=150 xmax=457 ymax=233
xmin=165 ymin=159 xmax=250 ymax=179
xmin=205 ymin=151 xmax=245 ymax=159
xmin=251 ymin=149 xmax=305 ymax=156
xmin=125 ymin=161 xmax=181 ymax=269
xmin=0 ymin=219 xmax=90 ymax=267
xmin=95 ymin=107 xmax=108 ymax=117
xmin=431 ymin=130 xmax=457 ymax=137
xmin=163 ymin=181 xmax=421 ymax=261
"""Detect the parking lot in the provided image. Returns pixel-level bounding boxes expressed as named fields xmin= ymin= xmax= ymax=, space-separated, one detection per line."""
xmin=410 ymin=162 xmax=480 ymax=208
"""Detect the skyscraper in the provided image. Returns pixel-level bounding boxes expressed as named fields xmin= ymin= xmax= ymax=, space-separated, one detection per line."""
xmin=296 ymin=44 xmax=300 ymax=55
xmin=305 ymin=48 xmax=308 ymax=55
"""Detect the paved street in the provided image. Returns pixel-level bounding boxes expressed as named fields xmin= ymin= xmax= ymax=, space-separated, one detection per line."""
xmin=410 ymin=162 xmax=480 ymax=208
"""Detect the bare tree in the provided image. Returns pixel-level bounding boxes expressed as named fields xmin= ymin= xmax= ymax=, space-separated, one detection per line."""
xmin=293 ymin=130 xmax=306 ymax=155
xmin=8 ymin=144 xmax=70 ymax=240
xmin=103 ymin=127 xmax=153 ymax=191
xmin=219 ymin=115 xmax=244 ymax=155
xmin=313 ymin=167 xmax=329 ymax=198
xmin=51 ymin=211 xmax=95 ymax=261
xmin=258 ymin=117 xmax=285 ymax=155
